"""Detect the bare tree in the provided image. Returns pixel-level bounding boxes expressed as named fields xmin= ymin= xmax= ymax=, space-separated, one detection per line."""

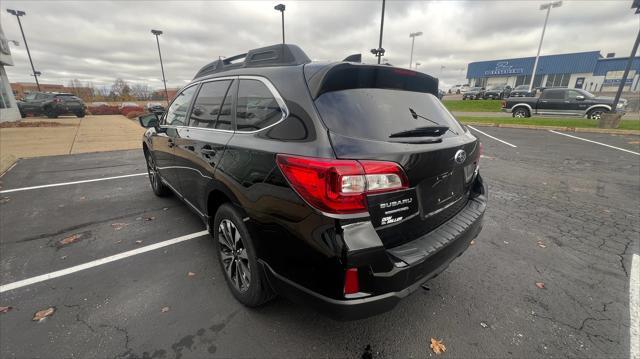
xmin=131 ymin=83 xmax=152 ymax=100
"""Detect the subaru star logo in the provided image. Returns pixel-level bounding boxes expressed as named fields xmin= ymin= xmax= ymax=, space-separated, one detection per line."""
xmin=454 ymin=149 xmax=467 ymax=164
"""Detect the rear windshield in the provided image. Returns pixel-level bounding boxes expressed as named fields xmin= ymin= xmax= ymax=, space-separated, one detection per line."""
xmin=315 ymin=88 xmax=464 ymax=141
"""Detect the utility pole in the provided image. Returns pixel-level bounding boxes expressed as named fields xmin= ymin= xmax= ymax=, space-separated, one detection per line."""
xmin=611 ymin=24 xmax=640 ymax=110
xmin=409 ymin=31 xmax=423 ymax=69
xmin=274 ymin=4 xmax=286 ymax=44
xmin=528 ymin=1 xmax=562 ymax=93
xmin=6 ymin=9 xmax=40 ymax=91
xmin=370 ymin=0 xmax=386 ymax=64
xmin=151 ymin=30 xmax=169 ymax=104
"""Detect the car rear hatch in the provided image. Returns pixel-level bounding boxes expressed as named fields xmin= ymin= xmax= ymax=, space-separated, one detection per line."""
xmin=308 ymin=63 xmax=480 ymax=248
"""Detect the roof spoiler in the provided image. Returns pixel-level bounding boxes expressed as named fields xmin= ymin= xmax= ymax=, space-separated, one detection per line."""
xmin=193 ymin=44 xmax=311 ymax=79
xmin=342 ymin=54 xmax=362 ymax=63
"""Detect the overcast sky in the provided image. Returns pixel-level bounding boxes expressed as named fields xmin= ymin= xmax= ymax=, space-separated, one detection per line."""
xmin=1 ymin=0 xmax=638 ymax=90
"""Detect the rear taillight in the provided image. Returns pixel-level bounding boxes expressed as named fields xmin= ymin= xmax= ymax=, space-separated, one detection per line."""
xmin=275 ymin=154 xmax=408 ymax=214
xmin=343 ymin=268 xmax=360 ymax=295
xmin=501 ymin=100 xmax=506 ymax=108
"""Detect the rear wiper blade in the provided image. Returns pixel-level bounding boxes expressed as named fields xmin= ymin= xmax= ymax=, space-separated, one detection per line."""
xmin=389 ymin=126 xmax=449 ymax=138
xmin=409 ymin=108 xmax=459 ymax=135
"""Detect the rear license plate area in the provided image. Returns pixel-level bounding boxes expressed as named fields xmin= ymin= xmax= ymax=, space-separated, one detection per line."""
xmin=418 ymin=170 xmax=465 ymax=218
xmin=367 ymin=188 xmax=419 ymax=228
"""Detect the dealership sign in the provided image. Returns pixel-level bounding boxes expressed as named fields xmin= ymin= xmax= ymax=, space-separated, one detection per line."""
xmin=484 ymin=61 xmax=524 ymax=76
xmin=603 ymin=78 xmax=633 ymax=86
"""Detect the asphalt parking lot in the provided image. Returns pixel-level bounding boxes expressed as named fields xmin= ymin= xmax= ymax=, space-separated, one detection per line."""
xmin=0 ymin=127 xmax=638 ymax=358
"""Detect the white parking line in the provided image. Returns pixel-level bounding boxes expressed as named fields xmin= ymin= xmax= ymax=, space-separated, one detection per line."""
xmin=468 ymin=126 xmax=518 ymax=148
xmin=0 ymin=230 xmax=209 ymax=293
xmin=549 ymin=130 xmax=640 ymax=156
xmin=0 ymin=173 xmax=148 ymax=194
xmin=631 ymin=253 xmax=640 ymax=359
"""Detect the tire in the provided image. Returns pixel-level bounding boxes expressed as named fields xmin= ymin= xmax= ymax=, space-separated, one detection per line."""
xmin=512 ymin=107 xmax=530 ymax=118
xmin=20 ymin=112 xmax=27 ymax=118
xmin=214 ymin=204 xmax=274 ymax=307
xmin=45 ymin=108 xmax=58 ymax=118
xmin=587 ymin=108 xmax=607 ymax=120
xmin=75 ymin=111 xmax=86 ymax=118
xmin=144 ymin=151 xmax=171 ymax=197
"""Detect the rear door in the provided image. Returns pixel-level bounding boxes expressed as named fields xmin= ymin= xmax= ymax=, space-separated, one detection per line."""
xmin=174 ymin=78 xmax=236 ymax=213
xmin=154 ymin=85 xmax=199 ymax=192
xmin=537 ymin=89 xmax=567 ymax=114
xmin=312 ymin=66 xmax=480 ymax=247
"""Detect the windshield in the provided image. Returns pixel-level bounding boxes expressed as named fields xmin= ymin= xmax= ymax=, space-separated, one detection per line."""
xmin=514 ymin=85 xmax=529 ymax=90
xmin=470 ymin=87 xmax=483 ymax=91
xmin=315 ymin=88 xmax=464 ymax=142
xmin=489 ymin=86 xmax=504 ymax=90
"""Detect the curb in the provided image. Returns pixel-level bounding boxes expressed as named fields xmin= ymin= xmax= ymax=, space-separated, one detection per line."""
xmin=461 ymin=122 xmax=640 ymax=136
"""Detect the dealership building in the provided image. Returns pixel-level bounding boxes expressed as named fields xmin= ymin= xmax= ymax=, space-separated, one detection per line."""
xmin=466 ymin=51 xmax=640 ymax=93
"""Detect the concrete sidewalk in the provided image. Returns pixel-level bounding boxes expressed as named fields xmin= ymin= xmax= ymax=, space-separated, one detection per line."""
xmin=0 ymin=115 xmax=145 ymax=174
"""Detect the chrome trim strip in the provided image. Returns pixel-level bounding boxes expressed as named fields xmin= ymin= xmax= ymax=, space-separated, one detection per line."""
xmin=584 ymin=104 xmax=612 ymax=113
xmin=509 ymin=103 xmax=533 ymax=112
xmin=423 ymin=195 xmax=464 ymax=218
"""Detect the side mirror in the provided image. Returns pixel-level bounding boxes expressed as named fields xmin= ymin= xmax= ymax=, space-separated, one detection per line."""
xmin=575 ymin=95 xmax=585 ymax=101
xmin=138 ymin=113 xmax=159 ymax=129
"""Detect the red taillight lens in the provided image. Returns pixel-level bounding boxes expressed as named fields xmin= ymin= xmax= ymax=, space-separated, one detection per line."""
xmin=276 ymin=154 xmax=408 ymax=214
xmin=344 ymin=268 xmax=360 ymax=295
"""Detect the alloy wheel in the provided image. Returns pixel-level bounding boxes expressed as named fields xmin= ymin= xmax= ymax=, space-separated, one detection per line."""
xmin=590 ymin=111 xmax=604 ymax=120
xmin=218 ymin=219 xmax=251 ymax=292
xmin=146 ymin=155 xmax=159 ymax=191
xmin=514 ymin=110 xmax=526 ymax=118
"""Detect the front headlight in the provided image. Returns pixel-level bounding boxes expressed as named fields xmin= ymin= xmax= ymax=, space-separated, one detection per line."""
xmin=616 ymin=102 xmax=625 ymax=109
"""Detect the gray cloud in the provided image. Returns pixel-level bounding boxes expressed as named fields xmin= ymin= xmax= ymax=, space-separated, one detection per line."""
xmin=2 ymin=0 xmax=638 ymax=90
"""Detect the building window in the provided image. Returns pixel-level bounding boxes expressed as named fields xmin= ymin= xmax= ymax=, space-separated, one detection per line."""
xmin=545 ymin=73 xmax=570 ymax=88
xmin=515 ymin=74 xmax=544 ymax=88
xmin=475 ymin=78 xmax=487 ymax=88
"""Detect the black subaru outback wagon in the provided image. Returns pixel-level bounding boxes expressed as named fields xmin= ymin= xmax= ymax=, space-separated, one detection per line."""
xmin=138 ymin=44 xmax=487 ymax=319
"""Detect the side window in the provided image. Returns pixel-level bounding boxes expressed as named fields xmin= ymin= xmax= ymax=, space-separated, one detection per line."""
xmin=164 ymin=86 xmax=198 ymax=126
xmin=24 ymin=93 xmax=36 ymax=101
xmin=35 ymin=93 xmax=49 ymax=100
xmin=236 ymin=79 xmax=283 ymax=132
xmin=542 ymin=90 xmax=564 ymax=100
xmin=566 ymin=90 xmax=582 ymax=100
xmin=189 ymin=80 xmax=232 ymax=129
xmin=216 ymin=81 xmax=235 ymax=131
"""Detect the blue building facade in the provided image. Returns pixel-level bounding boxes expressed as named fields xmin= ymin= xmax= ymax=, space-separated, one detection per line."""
xmin=466 ymin=51 xmax=640 ymax=93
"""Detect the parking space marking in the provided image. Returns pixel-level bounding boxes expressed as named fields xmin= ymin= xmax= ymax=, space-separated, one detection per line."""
xmin=0 ymin=173 xmax=148 ymax=194
xmin=467 ymin=126 xmax=518 ymax=148
xmin=0 ymin=230 xmax=208 ymax=293
xmin=631 ymin=253 xmax=640 ymax=359
xmin=549 ymin=130 xmax=640 ymax=156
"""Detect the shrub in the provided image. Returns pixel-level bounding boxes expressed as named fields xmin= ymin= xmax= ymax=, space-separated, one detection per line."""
xmin=120 ymin=106 xmax=144 ymax=116
xmin=87 ymin=105 xmax=120 ymax=115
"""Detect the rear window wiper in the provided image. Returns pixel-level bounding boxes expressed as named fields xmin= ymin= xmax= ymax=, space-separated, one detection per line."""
xmin=389 ymin=127 xmax=450 ymax=138
xmin=409 ymin=108 xmax=459 ymax=135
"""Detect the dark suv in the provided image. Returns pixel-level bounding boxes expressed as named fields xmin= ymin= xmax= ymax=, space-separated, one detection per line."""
xmin=17 ymin=92 xmax=86 ymax=118
xmin=138 ymin=44 xmax=487 ymax=319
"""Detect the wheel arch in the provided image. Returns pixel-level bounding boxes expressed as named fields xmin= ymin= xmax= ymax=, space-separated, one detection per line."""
xmin=585 ymin=105 xmax=611 ymax=114
xmin=510 ymin=103 xmax=533 ymax=113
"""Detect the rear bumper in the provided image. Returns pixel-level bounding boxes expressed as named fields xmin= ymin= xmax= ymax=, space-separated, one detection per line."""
xmin=262 ymin=188 xmax=487 ymax=320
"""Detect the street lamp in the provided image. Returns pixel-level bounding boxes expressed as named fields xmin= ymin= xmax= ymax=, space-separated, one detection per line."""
xmin=372 ymin=0 xmax=387 ymax=64
xmin=528 ymin=1 xmax=562 ymax=92
xmin=6 ymin=9 xmax=40 ymax=91
xmin=274 ymin=4 xmax=286 ymax=44
xmin=610 ymin=0 xmax=640 ymax=113
xmin=151 ymin=29 xmax=169 ymax=104
xmin=415 ymin=62 xmax=421 ymax=70
xmin=409 ymin=31 xmax=423 ymax=69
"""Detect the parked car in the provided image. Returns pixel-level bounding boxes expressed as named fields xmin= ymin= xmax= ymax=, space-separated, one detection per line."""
xmin=138 ymin=44 xmax=487 ymax=319
xmin=146 ymin=102 xmax=166 ymax=114
xmin=501 ymin=88 xmax=626 ymax=119
xmin=119 ymin=102 xmax=140 ymax=110
xmin=17 ymin=92 xmax=86 ymax=118
xmin=438 ymin=89 xmax=445 ymax=100
xmin=462 ymin=87 xmax=485 ymax=100
xmin=483 ymin=84 xmax=512 ymax=99
xmin=508 ymin=85 xmax=535 ymax=98
xmin=449 ymin=84 xmax=463 ymax=94
xmin=459 ymin=84 xmax=470 ymax=93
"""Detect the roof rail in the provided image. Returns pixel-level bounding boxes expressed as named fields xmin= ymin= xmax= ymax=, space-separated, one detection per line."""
xmin=193 ymin=44 xmax=311 ymax=79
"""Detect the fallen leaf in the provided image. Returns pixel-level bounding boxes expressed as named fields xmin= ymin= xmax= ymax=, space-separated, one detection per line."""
xmin=0 ymin=306 xmax=12 ymax=314
xmin=163 ymin=207 xmax=169 ymax=211
xmin=187 ymin=272 xmax=196 ymax=277
xmin=469 ymin=240 xmax=475 ymax=245
xmin=430 ymin=338 xmax=446 ymax=354
xmin=58 ymin=234 xmax=81 ymax=246
xmin=135 ymin=240 xmax=143 ymax=244
xmin=79 ymin=196 xmax=86 ymax=200
xmin=33 ymin=307 xmax=55 ymax=321
xmin=161 ymin=306 xmax=170 ymax=313
xmin=537 ymin=240 xmax=546 ymax=248
xmin=535 ymin=282 xmax=545 ymax=289
xmin=480 ymin=321 xmax=488 ymax=328
xmin=0 ymin=197 xmax=10 ymax=204
xmin=143 ymin=216 xmax=155 ymax=221
xmin=111 ymin=223 xmax=128 ymax=230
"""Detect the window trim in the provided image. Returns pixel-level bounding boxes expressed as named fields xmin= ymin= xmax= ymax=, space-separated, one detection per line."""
xmin=160 ymin=82 xmax=201 ymax=128
xmin=160 ymin=75 xmax=288 ymax=135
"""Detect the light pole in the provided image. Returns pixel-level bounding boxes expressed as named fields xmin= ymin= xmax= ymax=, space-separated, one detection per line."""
xmin=528 ymin=1 xmax=562 ymax=92
xmin=371 ymin=0 xmax=386 ymax=64
xmin=409 ymin=31 xmax=423 ymax=69
xmin=610 ymin=1 xmax=640 ymax=113
xmin=151 ymin=29 xmax=169 ymax=104
xmin=6 ymin=9 xmax=40 ymax=91
xmin=274 ymin=4 xmax=286 ymax=44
